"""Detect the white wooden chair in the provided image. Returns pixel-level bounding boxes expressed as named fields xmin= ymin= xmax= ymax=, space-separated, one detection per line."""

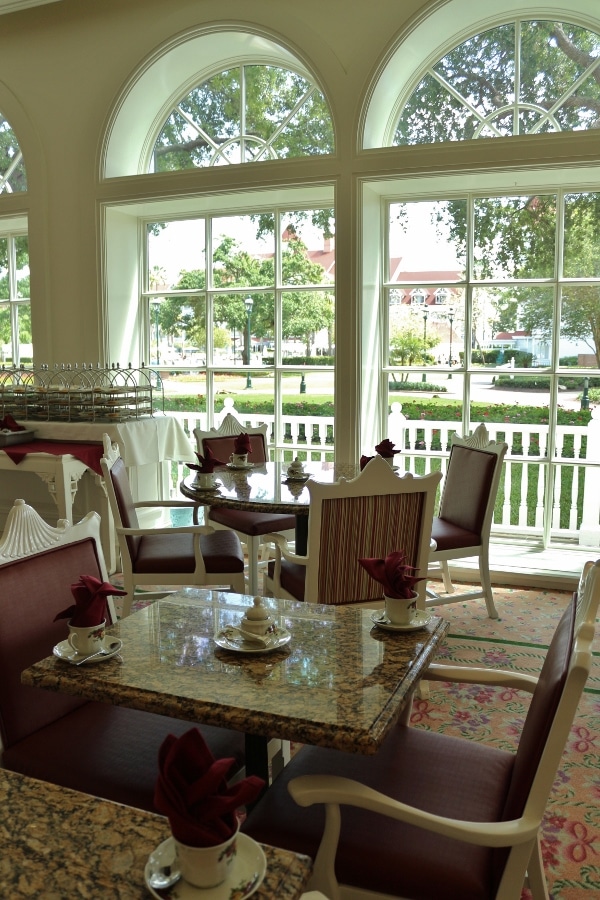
xmin=264 ymin=455 xmax=442 ymax=606
xmin=427 ymin=423 xmax=508 ymax=618
xmin=194 ymin=413 xmax=295 ymax=593
xmin=100 ymin=434 xmax=245 ymax=617
xmin=244 ymin=558 xmax=600 ymax=900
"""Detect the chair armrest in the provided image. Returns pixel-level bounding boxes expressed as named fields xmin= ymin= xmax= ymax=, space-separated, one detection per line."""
xmin=115 ymin=524 xmax=215 ymax=537
xmin=426 ymin=662 xmax=538 ymax=693
xmin=132 ymin=500 xmax=200 ymax=510
xmin=289 ymin=774 xmax=538 ymax=847
xmin=262 ymin=532 xmax=308 ymax=565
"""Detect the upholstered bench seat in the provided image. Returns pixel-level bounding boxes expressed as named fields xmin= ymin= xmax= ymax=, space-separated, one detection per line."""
xmin=0 ymin=522 xmax=245 ymax=813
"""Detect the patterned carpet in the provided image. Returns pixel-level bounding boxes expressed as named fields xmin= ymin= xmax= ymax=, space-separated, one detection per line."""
xmin=422 ymin=583 xmax=600 ymax=899
xmin=116 ymin=578 xmax=600 ymax=897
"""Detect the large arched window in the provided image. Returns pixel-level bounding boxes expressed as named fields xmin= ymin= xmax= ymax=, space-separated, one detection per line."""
xmin=151 ymin=64 xmax=333 ymax=171
xmin=102 ymin=29 xmax=336 ymax=460
xmin=0 ymin=113 xmax=26 ymax=193
xmin=359 ymin=4 xmax=600 ymax=550
xmin=394 ymin=19 xmax=600 ymax=145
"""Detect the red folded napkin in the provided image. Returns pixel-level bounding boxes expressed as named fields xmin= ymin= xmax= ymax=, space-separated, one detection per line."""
xmin=360 ymin=454 xmax=375 ymax=470
xmin=375 ymin=438 xmax=398 ymax=458
xmin=154 ymin=728 xmax=265 ymax=847
xmin=53 ymin=574 xmax=127 ymax=626
xmin=190 ymin=446 xmax=225 ymax=473
xmin=233 ymin=433 xmax=252 ymax=455
xmin=358 ymin=551 xmax=424 ymax=599
xmin=0 ymin=414 xmax=25 ymax=432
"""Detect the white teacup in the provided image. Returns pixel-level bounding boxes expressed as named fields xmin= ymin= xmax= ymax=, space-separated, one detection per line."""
xmin=68 ymin=620 xmax=106 ymax=656
xmin=230 ymin=453 xmax=248 ymax=467
xmin=194 ymin=471 xmax=215 ymax=489
xmin=384 ymin=594 xmax=417 ymax=626
xmin=175 ymin=826 xmax=238 ymax=888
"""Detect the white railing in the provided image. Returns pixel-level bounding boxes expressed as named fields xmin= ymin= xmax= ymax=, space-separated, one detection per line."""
xmin=164 ymin=398 xmax=600 ymax=547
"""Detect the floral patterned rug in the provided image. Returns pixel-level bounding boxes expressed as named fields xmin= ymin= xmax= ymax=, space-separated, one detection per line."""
xmin=421 ymin=583 xmax=600 ymax=899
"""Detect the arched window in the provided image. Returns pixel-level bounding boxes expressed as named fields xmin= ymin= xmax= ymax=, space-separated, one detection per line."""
xmin=394 ymin=19 xmax=600 ymax=145
xmin=151 ymin=64 xmax=333 ymax=171
xmin=0 ymin=113 xmax=26 ymax=193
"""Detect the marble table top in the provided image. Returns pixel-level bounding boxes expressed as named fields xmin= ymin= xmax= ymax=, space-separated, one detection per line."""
xmin=0 ymin=769 xmax=312 ymax=899
xmin=22 ymin=589 xmax=448 ymax=755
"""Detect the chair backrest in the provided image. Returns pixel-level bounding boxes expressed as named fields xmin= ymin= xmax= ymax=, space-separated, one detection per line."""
xmin=0 ymin=501 xmax=113 ymax=751
xmin=304 ymin=455 xmax=442 ymax=605
xmin=492 ymin=558 xmax=600 ymax=892
xmin=194 ymin=413 xmax=269 ymax=464
xmin=438 ymin=423 xmax=508 ymax=541
xmin=100 ymin=435 xmax=141 ymax=561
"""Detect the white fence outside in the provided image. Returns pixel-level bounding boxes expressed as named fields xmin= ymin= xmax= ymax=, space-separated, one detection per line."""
xmin=165 ymin=398 xmax=600 ymax=547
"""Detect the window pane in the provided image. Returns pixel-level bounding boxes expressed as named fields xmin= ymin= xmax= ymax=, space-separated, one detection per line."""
xmin=211 ymin=215 xmax=274 ymax=285
xmin=151 ymin=296 xmax=206 ymax=366
xmin=17 ymin=301 xmax=32 ymax=362
xmin=563 ymin=192 xmax=600 ymax=278
xmin=389 ymin=201 xmax=466 ymax=282
xmin=0 ymin=238 xmax=8 ymax=299
xmin=471 ymin=285 xmax=553 ymax=368
xmin=281 ymin=289 xmax=333 ymax=360
xmin=214 ymin=292 xmax=274 ymax=366
xmin=148 ymin=220 xmax=205 ymax=292
xmin=561 ymin=286 xmax=600 ymax=367
xmin=473 ymin=195 xmax=556 ymax=280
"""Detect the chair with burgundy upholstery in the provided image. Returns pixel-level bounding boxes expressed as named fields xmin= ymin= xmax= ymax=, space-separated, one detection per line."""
xmin=427 ymin=423 xmax=508 ymax=618
xmin=100 ymin=434 xmax=245 ymax=617
xmin=194 ymin=413 xmax=295 ymax=594
xmin=244 ymin=558 xmax=600 ymax=900
xmin=264 ymin=455 xmax=442 ymax=606
xmin=0 ymin=499 xmax=245 ymax=812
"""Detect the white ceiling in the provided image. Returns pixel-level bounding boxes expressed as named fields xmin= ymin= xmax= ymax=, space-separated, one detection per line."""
xmin=0 ymin=0 xmax=61 ymax=15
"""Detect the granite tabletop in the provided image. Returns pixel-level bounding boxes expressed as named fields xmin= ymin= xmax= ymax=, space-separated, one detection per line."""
xmin=22 ymin=589 xmax=448 ymax=756
xmin=0 ymin=769 xmax=312 ymax=899
xmin=180 ymin=461 xmax=359 ymax=515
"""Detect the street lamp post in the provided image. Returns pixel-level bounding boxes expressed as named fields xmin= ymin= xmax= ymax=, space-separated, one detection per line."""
xmin=581 ymin=377 xmax=590 ymax=411
xmin=244 ymin=296 xmax=253 ymax=389
xmin=447 ymin=306 xmax=455 ymax=378
xmin=421 ymin=306 xmax=429 ymax=383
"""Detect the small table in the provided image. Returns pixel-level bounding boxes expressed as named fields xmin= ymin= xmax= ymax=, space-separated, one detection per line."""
xmin=180 ymin=461 xmax=358 ymax=554
xmin=0 ymin=769 xmax=312 ymax=899
xmin=21 ymin=589 xmax=448 ymax=785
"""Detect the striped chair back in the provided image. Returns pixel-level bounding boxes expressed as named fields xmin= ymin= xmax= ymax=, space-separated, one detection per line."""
xmin=304 ymin=456 xmax=442 ymax=606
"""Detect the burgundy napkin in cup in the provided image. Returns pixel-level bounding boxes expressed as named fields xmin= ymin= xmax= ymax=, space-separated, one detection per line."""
xmin=154 ymin=728 xmax=265 ymax=847
xmin=189 ymin=446 xmax=225 ymax=473
xmin=360 ymin=454 xmax=375 ymax=470
xmin=375 ymin=438 xmax=398 ymax=459
xmin=358 ymin=551 xmax=424 ymax=599
xmin=233 ymin=433 xmax=252 ymax=455
xmin=0 ymin=414 xmax=25 ymax=432
xmin=53 ymin=575 xmax=127 ymax=627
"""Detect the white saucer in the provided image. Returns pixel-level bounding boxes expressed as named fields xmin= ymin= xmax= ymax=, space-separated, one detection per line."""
xmin=145 ymin=833 xmax=266 ymax=900
xmin=370 ymin=610 xmax=432 ymax=632
xmin=191 ymin=480 xmax=221 ymax=493
xmin=284 ymin=473 xmax=310 ymax=482
xmin=214 ymin=627 xmax=291 ymax=654
xmin=227 ymin=462 xmax=254 ymax=471
xmin=53 ymin=638 xmax=123 ymax=664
